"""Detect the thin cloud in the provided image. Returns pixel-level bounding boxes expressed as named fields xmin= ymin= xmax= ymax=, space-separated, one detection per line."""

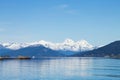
xmin=56 ymin=4 xmax=78 ymax=14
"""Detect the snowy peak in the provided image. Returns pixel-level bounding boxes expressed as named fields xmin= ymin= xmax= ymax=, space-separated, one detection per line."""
xmin=76 ymin=40 xmax=93 ymax=48
xmin=1 ymin=43 xmax=29 ymax=50
xmin=76 ymin=40 xmax=89 ymax=45
xmin=63 ymin=39 xmax=74 ymax=44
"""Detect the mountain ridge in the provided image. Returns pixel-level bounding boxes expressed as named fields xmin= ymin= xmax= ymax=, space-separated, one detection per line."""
xmin=0 ymin=39 xmax=94 ymax=51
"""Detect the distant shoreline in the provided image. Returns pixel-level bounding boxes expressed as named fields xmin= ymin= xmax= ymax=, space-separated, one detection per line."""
xmin=0 ymin=57 xmax=119 ymax=60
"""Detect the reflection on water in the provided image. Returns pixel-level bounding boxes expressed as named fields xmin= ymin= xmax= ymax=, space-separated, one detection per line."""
xmin=0 ymin=57 xmax=120 ymax=80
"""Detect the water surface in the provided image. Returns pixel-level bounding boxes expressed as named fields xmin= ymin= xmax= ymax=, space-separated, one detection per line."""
xmin=0 ymin=57 xmax=120 ymax=80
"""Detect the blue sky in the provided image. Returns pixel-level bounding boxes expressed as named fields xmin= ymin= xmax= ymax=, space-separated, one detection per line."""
xmin=0 ymin=0 xmax=120 ymax=46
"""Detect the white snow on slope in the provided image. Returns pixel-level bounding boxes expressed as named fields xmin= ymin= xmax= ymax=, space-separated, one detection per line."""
xmin=0 ymin=39 xmax=94 ymax=51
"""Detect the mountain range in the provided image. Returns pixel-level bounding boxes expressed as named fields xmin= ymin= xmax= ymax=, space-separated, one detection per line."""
xmin=0 ymin=39 xmax=94 ymax=51
xmin=0 ymin=39 xmax=120 ymax=58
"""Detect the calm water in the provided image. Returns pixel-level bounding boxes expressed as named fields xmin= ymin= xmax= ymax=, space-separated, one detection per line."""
xmin=0 ymin=57 xmax=120 ymax=80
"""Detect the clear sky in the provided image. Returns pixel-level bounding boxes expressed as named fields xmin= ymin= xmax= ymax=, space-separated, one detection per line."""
xmin=0 ymin=0 xmax=120 ymax=46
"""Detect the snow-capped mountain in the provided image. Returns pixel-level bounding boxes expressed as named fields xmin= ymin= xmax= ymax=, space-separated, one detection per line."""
xmin=1 ymin=43 xmax=29 ymax=50
xmin=0 ymin=39 xmax=94 ymax=52
xmin=36 ymin=39 xmax=94 ymax=51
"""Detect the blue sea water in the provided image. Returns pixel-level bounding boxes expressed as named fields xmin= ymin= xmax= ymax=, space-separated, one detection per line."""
xmin=0 ymin=57 xmax=120 ymax=80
